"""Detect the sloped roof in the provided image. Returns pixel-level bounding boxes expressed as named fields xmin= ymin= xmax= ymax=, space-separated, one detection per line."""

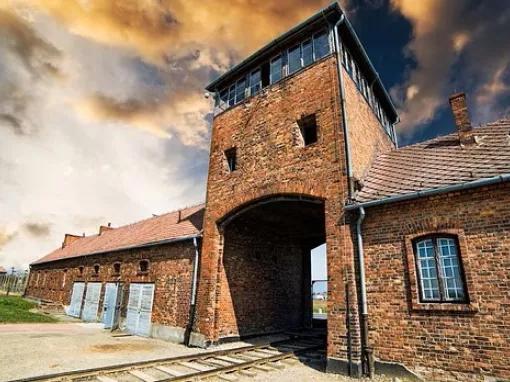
xmin=355 ymin=120 xmax=510 ymax=203
xmin=32 ymin=204 xmax=205 ymax=265
xmin=0 ymin=266 xmax=6 ymax=273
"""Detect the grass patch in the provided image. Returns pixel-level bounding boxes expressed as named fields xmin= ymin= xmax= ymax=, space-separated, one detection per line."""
xmin=0 ymin=296 xmax=58 ymax=323
xmin=313 ymin=299 xmax=327 ymax=314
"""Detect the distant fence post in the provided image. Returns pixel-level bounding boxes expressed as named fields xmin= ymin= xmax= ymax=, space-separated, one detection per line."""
xmin=0 ymin=273 xmax=28 ymax=296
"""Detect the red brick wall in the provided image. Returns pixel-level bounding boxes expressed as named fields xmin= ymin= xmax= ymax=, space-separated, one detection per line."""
xmin=342 ymin=66 xmax=395 ymax=181
xmin=26 ymin=241 xmax=196 ymax=329
xmin=358 ymin=183 xmax=510 ymax=381
xmin=217 ymin=226 xmax=309 ymax=338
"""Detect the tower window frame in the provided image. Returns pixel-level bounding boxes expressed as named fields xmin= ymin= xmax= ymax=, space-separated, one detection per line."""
xmin=270 ymin=54 xmax=283 ymax=84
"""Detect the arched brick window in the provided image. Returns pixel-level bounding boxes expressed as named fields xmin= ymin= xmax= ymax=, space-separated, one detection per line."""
xmin=93 ymin=264 xmax=100 ymax=276
xmin=413 ymin=235 xmax=468 ymax=303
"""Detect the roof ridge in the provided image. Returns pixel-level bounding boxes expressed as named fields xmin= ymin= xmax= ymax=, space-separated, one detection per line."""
xmin=97 ymin=202 xmax=206 ymax=233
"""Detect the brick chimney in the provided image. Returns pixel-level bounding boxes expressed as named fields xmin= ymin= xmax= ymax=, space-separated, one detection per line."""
xmin=449 ymin=92 xmax=474 ymax=145
xmin=99 ymin=223 xmax=113 ymax=235
xmin=62 ymin=234 xmax=82 ymax=248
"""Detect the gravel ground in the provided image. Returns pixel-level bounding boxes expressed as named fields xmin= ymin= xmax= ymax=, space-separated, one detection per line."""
xmin=250 ymin=362 xmax=399 ymax=381
xmin=0 ymin=322 xmax=288 ymax=381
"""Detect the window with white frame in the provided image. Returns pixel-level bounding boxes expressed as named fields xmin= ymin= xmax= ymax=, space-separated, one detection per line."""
xmin=235 ymin=78 xmax=246 ymax=103
xmin=288 ymin=44 xmax=301 ymax=74
xmin=302 ymin=39 xmax=313 ymax=66
xmin=249 ymin=70 xmax=261 ymax=96
xmin=270 ymin=55 xmax=283 ymax=84
xmin=413 ymin=235 xmax=467 ymax=303
xmin=313 ymin=31 xmax=330 ymax=59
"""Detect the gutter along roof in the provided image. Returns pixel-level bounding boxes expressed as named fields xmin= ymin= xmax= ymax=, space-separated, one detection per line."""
xmin=31 ymin=204 xmax=205 ymax=266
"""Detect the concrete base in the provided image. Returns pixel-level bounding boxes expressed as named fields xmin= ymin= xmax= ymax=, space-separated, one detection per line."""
xmin=374 ymin=360 xmax=423 ymax=381
xmin=187 ymin=331 xmax=211 ymax=348
xmin=151 ymin=324 xmax=186 ymax=344
xmin=326 ymin=357 xmax=362 ymax=378
xmin=326 ymin=356 xmax=423 ymax=381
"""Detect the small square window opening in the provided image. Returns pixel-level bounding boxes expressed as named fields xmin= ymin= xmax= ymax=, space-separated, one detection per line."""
xmin=298 ymin=115 xmax=318 ymax=146
xmin=139 ymin=260 xmax=149 ymax=273
xmin=225 ymin=148 xmax=237 ymax=172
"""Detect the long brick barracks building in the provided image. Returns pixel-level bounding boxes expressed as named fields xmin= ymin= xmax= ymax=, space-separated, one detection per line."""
xmin=26 ymin=3 xmax=510 ymax=381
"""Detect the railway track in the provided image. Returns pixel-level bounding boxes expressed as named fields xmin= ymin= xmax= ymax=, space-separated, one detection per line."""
xmin=13 ymin=335 xmax=325 ymax=382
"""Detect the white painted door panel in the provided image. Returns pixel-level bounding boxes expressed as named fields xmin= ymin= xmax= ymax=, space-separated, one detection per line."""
xmin=125 ymin=283 xmax=155 ymax=337
xmin=67 ymin=282 xmax=85 ymax=317
xmin=82 ymin=282 xmax=102 ymax=322
xmin=103 ymin=283 xmax=118 ymax=329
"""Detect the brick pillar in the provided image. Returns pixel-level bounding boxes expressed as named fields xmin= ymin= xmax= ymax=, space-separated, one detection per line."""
xmin=326 ymin=202 xmax=362 ymax=377
xmin=190 ymin=214 xmax=224 ymax=347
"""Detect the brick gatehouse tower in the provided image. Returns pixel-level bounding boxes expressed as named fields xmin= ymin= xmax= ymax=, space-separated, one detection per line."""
xmin=190 ymin=3 xmax=398 ymax=376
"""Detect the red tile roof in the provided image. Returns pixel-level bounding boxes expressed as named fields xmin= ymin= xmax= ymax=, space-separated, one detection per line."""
xmin=32 ymin=204 xmax=205 ymax=265
xmin=355 ymin=120 xmax=510 ymax=203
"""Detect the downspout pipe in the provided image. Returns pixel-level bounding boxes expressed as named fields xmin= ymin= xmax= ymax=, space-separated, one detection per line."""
xmin=356 ymin=206 xmax=373 ymax=378
xmin=332 ymin=15 xmax=355 ymax=200
xmin=185 ymin=236 xmax=201 ymax=346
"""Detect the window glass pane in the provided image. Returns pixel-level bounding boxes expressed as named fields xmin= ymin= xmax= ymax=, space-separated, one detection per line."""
xmin=219 ymin=89 xmax=228 ymax=107
xmin=288 ymin=44 xmax=301 ymax=74
xmin=344 ymin=49 xmax=352 ymax=74
xmin=235 ymin=78 xmax=246 ymax=103
xmin=302 ymin=39 xmax=313 ymax=66
xmin=437 ymin=237 xmax=465 ymax=300
xmin=314 ymin=32 xmax=330 ymax=60
xmin=416 ymin=239 xmax=440 ymax=301
xmin=228 ymin=85 xmax=235 ymax=106
xmin=249 ymin=70 xmax=261 ymax=96
xmin=270 ymin=55 xmax=283 ymax=84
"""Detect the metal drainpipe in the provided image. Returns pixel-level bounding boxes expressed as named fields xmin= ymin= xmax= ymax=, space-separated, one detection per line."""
xmin=356 ymin=206 xmax=373 ymax=377
xmin=333 ymin=16 xmax=355 ymax=200
xmin=185 ymin=236 xmax=201 ymax=346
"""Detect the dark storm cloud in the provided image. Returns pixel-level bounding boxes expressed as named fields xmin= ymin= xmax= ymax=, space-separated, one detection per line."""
xmin=390 ymin=0 xmax=510 ymax=135
xmin=0 ymin=9 xmax=61 ymax=78
xmin=23 ymin=222 xmax=52 ymax=237
xmin=0 ymin=113 xmax=23 ymax=134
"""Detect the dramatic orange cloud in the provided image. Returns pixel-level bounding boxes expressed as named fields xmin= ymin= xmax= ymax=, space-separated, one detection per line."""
xmin=15 ymin=0 xmax=331 ymax=64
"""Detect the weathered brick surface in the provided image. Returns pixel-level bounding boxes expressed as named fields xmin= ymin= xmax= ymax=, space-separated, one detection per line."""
xmin=343 ymin=67 xmax=394 ymax=180
xmin=357 ymin=183 xmax=510 ymax=381
xmin=26 ymin=241 xmax=196 ymax=329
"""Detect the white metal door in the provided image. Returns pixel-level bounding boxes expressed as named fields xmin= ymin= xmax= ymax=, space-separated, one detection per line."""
xmin=102 ymin=283 xmax=118 ymax=329
xmin=81 ymin=282 xmax=102 ymax=322
xmin=125 ymin=283 xmax=155 ymax=336
xmin=67 ymin=282 xmax=85 ymax=317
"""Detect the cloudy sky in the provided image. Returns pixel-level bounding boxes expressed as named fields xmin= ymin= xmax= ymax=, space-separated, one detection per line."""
xmin=0 ymin=0 xmax=509 ymax=271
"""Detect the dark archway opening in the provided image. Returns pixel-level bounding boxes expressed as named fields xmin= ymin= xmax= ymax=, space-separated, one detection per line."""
xmin=220 ymin=196 xmax=326 ymax=339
